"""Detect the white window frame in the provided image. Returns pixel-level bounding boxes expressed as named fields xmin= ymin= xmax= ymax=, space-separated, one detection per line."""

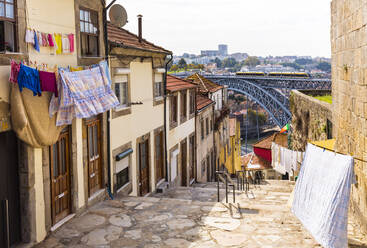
xmin=114 ymin=74 xmax=129 ymax=111
xmin=154 ymin=73 xmax=164 ymax=100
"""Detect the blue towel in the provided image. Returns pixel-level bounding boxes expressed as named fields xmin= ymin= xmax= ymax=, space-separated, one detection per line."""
xmin=17 ymin=64 xmax=41 ymax=96
xmin=34 ymin=31 xmax=40 ymax=52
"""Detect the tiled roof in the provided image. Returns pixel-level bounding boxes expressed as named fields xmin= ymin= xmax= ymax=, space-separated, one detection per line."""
xmin=252 ymin=133 xmax=288 ymax=150
xmin=196 ymin=94 xmax=214 ymax=111
xmin=107 ymin=22 xmax=172 ymax=54
xmin=185 ymin=73 xmax=223 ymax=93
xmin=242 ymin=153 xmax=272 ymax=170
xmin=167 ymin=75 xmax=197 ymax=92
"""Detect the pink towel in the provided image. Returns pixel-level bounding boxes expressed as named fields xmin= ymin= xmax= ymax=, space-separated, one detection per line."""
xmin=9 ymin=60 xmax=20 ymax=83
xmin=39 ymin=71 xmax=58 ymax=97
xmin=48 ymin=34 xmax=54 ymax=47
xmin=68 ymin=34 xmax=74 ymax=53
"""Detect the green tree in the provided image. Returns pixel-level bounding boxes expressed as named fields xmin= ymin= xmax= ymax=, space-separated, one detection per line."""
xmin=295 ymin=58 xmax=313 ymax=65
xmin=316 ymin=62 xmax=331 ymax=72
xmin=170 ymin=64 xmax=179 ymax=72
xmin=178 ymin=58 xmax=187 ymax=69
xmin=281 ymin=62 xmax=302 ymax=70
xmin=247 ymin=109 xmax=267 ymax=126
xmin=222 ymin=58 xmax=237 ymax=68
xmin=214 ymin=57 xmax=222 ymax=68
xmin=244 ymin=56 xmax=260 ymax=68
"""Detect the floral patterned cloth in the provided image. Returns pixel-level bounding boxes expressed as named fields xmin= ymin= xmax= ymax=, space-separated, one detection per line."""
xmin=50 ymin=63 xmax=119 ymax=126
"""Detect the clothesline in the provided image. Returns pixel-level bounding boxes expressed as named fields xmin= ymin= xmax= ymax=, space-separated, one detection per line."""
xmin=312 ymin=144 xmax=366 ymax=163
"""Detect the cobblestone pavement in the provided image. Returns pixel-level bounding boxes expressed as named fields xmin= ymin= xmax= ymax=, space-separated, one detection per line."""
xmin=35 ymin=180 xmax=367 ymax=248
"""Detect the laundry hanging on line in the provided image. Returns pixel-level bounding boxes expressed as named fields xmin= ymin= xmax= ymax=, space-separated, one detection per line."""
xmin=271 ymin=142 xmax=304 ymax=175
xmin=292 ymin=143 xmax=355 ymax=248
xmin=50 ymin=61 xmax=119 ymax=126
xmin=25 ymin=28 xmax=75 ymax=54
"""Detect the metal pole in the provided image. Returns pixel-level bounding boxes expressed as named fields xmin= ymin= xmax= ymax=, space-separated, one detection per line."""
xmin=225 ymin=177 xmax=228 ymax=203
xmin=233 ymin=185 xmax=235 ymax=203
xmin=237 ymin=172 xmax=239 ymax=190
xmin=4 ymin=199 xmax=10 ymax=248
xmin=245 ymin=96 xmax=248 ymax=154
xmin=256 ymin=103 xmax=260 ymax=140
xmin=217 ymin=173 xmax=220 ymax=202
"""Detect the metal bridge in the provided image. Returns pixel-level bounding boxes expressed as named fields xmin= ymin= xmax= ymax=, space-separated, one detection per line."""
xmin=205 ymin=75 xmax=332 ymax=127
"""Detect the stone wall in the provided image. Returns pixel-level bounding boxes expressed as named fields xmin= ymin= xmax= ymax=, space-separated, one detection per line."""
xmin=331 ymin=0 xmax=367 ymax=233
xmin=290 ymin=90 xmax=333 ymax=151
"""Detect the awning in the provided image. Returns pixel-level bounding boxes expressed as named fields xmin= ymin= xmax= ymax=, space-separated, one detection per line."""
xmin=310 ymin=139 xmax=336 ymax=151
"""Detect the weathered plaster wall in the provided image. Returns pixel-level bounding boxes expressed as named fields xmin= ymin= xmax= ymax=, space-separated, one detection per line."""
xmin=110 ymin=61 xmax=165 ymax=196
xmin=167 ymin=90 xmax=196 ymax=186
xmin=196 ymin=105 xmax=214 ymax=182
xmin=331 ymin=0 xmax=367 ymax=233
xmin=290 ymin=90 xmax=332 ymax=151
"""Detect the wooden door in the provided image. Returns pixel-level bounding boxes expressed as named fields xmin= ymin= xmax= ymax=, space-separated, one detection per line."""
xmin=139 ymin=140 xmax=150 ymax=196
xmin=0 ymin=131 xmax=21 ymax=247
xmin=87 ymin=119 xmax=102 ymax=197
xmin=50 ymin=129 xmax=71 ymax=225
xmin=181 ymin=140 xmax=187 ymax=186
xmin=155 ymin=131 xmax=164 ymax=183
xmin=189 ymin=136 xmax=195 ymax=183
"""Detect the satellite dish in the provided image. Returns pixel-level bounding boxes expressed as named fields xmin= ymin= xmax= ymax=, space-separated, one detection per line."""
xmin=109 ymin=4 xmax=128 ymax=27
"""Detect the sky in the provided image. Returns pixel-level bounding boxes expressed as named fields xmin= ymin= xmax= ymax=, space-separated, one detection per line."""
xmin=110 ymin=0 xmax=331 ymax=58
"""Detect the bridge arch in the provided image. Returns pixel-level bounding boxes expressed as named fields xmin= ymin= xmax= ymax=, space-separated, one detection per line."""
xmin=215 ymin=78 xmax=291 ymax=127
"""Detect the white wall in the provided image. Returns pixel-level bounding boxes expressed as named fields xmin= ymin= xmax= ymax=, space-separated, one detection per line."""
xmin=111 ymin=61 xmax=164 ymax=196
xmin=166 ymin=89 xmax=195 ymax=183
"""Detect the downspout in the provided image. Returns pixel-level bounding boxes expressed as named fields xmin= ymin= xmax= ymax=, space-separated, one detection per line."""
xmin=103 ymin=0 xmax=116 ymax=198
xmin=164 ymin=54 xmax=173 ymax=182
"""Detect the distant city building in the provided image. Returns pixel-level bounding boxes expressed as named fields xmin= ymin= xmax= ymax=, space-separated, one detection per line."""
xmin=218 ymin=44 xmax=228 ymax=56
xmin=201 ymin=50 xmax=219 ymax=57
xmin=201 ymin=44 xmax=228 ymax=57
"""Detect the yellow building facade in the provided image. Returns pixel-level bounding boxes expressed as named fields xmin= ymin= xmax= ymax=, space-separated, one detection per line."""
xmin=0 ymin=0 xmax=111 ymax=246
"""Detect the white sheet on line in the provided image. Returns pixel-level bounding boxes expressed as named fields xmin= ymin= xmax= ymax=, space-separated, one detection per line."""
xmin=292 ymin=143 xmax=354 ymax=248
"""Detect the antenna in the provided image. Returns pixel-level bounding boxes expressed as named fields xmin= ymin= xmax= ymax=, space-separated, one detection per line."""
xmin=109 ymin=4 xmax=128 ymax=28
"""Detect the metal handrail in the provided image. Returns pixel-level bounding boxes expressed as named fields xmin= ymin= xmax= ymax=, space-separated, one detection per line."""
xmin=216 ymin=171 xmax=236 ymax=203
xmin=236 ymin=170 xmax=249 ymax=192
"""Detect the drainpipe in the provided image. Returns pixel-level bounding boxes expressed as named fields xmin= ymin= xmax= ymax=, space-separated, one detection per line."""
xmin=164 ymin=55 xmax=173 ymax=182
xmin=103 ymin=0 xmax=116 ymax=197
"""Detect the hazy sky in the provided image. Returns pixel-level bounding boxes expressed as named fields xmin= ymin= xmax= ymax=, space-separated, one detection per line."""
xmin=111 ymin=0 xmax=331 ymax=58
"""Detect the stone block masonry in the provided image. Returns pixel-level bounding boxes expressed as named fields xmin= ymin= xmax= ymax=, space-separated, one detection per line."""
xmin=331 ymin=0 xmax=367 ymax=233
xmin=290 ymin=90 xmax=332 ymax=151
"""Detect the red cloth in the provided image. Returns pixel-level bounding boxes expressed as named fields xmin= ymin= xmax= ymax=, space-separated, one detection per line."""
xmin=68 ymin=34 xmax=74 ymax=53
xmin=254 ymin=147 xmax=272 ymax=162
xmin=9 ymin=60 xmax=20 ymax=83
xmin=48 ymin=34 xmax=54 ymax=47
xmin=39 ymin=71 xmax=58 ymax=97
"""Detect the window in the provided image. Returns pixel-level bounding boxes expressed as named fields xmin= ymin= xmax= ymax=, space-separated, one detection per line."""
xmin=170 ymin=95 xmax=178 ymax=125
xmin=116 ymin=167 xmax=129 ymax=190
xmin=154 ymin=73 xmax=163 ymax=98
xmin=206 ymin=118 xmax=209 ymax=136
xmin=0 ymin=0 xmax=16 ymax=53
xmin=189 ymin=90 xmax=195 ymax=115
xmin=202 ymin=160 xmax=205 ymax=174
xmin=201 ymin=120 xmax=204 ymax=140
xmin=80 ymin=8 xmax=99 ymax=56
xmin=210 ymin=118 xmax=213 ymax=132
xmin=114 ymin=74 xmax=129 ymax=108
xmin=181 ymin=91 xmax=187 ymax=120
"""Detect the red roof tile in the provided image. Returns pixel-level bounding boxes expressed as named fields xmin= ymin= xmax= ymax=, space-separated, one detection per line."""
xmin=186 ymin=73 xmax=223 ymax=93
xmin=252 ymin=133 xmax=288 ymax=150
xmin=167 ymin=75 xmax=197 ymax=92
xmin=242 ymin=153 xmax=272 ymax=170
xmin=196 ymin=94 xmax=214 ymax=111
xmin=107 ymin=22 xmax=171 ymax=54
